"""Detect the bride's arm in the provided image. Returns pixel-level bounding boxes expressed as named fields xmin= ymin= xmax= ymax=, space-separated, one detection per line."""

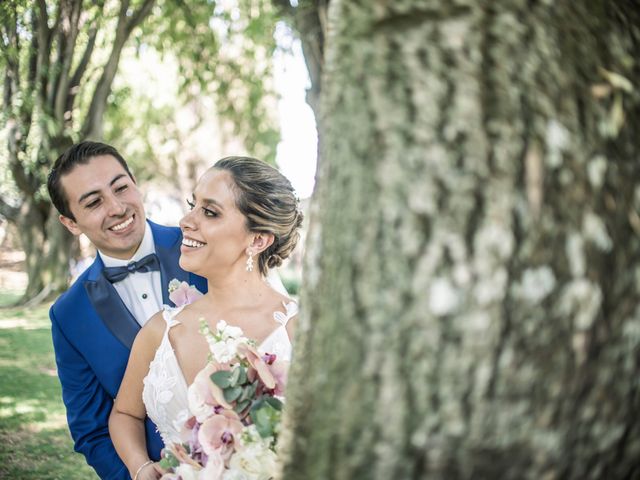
xmin=109 ymin=312 xmax=165 ymax=479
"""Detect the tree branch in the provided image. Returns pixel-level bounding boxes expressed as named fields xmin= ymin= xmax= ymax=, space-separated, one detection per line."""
xmin=45 ymin=0 xmax=63 ymax=111
xmin=68 ymin=1 xmax=104 ymax=94
xmin=275 ymin=0 xmax=328 ymax=115
xmin=271 ymin=0 xmax=295 ymax=17
xmin=1 ymin=5 xmax=35 ymax=196
xmin=0 ymin=196 xmax=20 ymax=222
xmin=126 ymin=0 xmax=156 ymax=33
xmin=35 ymin=0 xmax=52 ymax=114
xmin=81 ymin=0 xmax=157 ymax=139
xmin=54 ymin=0 xmax=83 ymax=125
xmin=66 ymin=24 xmax=97 ymax=115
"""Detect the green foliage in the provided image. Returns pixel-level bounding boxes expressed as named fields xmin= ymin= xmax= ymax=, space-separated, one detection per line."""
xmin=249 ymin=396 xmax=283 ymax=438
xmin=159 ymin=450 xmax=180 ymax=471
xmin=136 ymin=0 xmax=281 ymax=164
xmin=1 ymin=0 xmax=283 ymax=209
xmin=211 ymin=369 xmax=233 ymax=388
xmin=0 ymin=300 xmax=97 ymax=479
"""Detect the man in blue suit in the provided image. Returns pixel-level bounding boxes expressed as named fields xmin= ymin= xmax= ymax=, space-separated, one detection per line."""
xmin=47 ymin=142 xmax=206 ymax=479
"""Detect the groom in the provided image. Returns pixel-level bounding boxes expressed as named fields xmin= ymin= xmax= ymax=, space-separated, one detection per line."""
xmin=47 ymin=141 xmax=206 ymax=479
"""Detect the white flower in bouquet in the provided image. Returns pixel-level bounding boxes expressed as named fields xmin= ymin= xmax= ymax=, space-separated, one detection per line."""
xmin=217 ymin=320 xmax=244 ymax=341
xmin=174 ymin=463 xmax=200 ymax=480
xmin=225 ymin=433 xmax=278 ymax=480
xmin=209 ymin=338 xmax=241 ymax=364
xmin=200 ymin=320 xmax=247 ymax=364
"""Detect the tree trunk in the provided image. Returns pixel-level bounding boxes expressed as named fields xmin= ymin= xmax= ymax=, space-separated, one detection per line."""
xmin=17 ymin=194 xmax=74 ymax=303
xmin=1 ymin=0 xmax=156 ymax=303
xmin=281 ymin=1 xmax=640 ymax=479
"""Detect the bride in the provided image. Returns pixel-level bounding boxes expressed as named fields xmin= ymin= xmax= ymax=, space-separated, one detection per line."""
xmin=109 ymin=156 xmax=303 ymax=480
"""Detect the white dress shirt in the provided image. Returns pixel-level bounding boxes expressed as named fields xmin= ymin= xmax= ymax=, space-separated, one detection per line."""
xmin=98 ymin=221 xmax=163 ymax=327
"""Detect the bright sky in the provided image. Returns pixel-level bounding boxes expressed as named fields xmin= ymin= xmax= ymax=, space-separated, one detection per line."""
xmin=273 ymin=23 xmax=318 ymax=199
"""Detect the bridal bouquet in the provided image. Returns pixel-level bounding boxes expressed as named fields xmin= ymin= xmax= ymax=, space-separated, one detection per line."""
xmin=159 ymin=292 xmax=289 ymax=480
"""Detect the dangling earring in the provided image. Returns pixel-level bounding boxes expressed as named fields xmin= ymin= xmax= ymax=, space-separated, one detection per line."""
xmin=246 ymin=250 xmax=254 ymax=272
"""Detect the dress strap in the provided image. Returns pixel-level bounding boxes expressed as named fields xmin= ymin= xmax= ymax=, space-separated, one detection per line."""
xmin=273 ymin=301 xmax=298 ymax=327
xmin=161 ymin=305 xmax=186 ymax=331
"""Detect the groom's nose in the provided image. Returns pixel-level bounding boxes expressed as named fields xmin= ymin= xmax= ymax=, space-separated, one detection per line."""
xmin=105 ymin=194 xmax=126 ymax=216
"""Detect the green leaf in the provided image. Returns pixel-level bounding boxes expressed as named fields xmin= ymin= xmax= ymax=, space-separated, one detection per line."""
xmin=211 ymin=371 xmax=232 ymax=389
xmin=237 ymin=365 xmax=247 ymax=384
xmin=229 ymin=366 xmax=241 ymax=385
xmin=234 ymin=399 xmax=251 ymax=414
xmin=239 ymin=381 xmax=258 ymax=403
xmin=251 ymin=407 xmax=273 ymax=438
xmin=223 ymin=385 xmax=243 ymax=403
xmin=249 ymin=401 xmax=281 ymax=438
xmin=264 ymin=396 xmax=283 ymax=411
xmin=228 ymin=365 xmax=248 ymax=386
xmin=159 ymin=450 xmax=179 ymax=469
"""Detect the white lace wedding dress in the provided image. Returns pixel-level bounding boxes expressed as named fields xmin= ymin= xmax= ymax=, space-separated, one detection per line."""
xmin=142 ymin=301 xmax=297 ymax=447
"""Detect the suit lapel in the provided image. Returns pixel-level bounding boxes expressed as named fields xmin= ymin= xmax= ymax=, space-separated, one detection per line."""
xmin=150 ymin=221 xmax=188 ymax=306
xmin=83 ymin=221 xmax=188 ymax=349
xmin=84 ymin=257 xmax=140 ymax=350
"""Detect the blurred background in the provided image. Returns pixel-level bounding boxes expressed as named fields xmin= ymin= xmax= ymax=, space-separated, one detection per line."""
xmin=0 ymin=1 xmax=324 ymax=477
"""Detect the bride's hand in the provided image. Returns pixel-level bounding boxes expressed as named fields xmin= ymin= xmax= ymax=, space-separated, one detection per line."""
xmin=134 ymin=461 xmax=162 ymax=480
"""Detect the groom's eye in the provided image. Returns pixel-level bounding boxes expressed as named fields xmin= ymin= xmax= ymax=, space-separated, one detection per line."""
xmin=85 ymin=199 xmax=100 ymax=209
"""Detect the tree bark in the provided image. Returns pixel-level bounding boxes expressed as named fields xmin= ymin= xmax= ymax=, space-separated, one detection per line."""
xmin=281 ymin=1 xmax=640 ymax=479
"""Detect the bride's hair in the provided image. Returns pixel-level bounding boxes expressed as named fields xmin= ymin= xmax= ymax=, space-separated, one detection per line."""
xmin=213 ymin=156 xmax=304 ymax=276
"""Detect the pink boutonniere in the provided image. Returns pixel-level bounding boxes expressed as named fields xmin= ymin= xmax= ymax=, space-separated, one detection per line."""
xmin=168 ymin=279 xmax=203 ymax=307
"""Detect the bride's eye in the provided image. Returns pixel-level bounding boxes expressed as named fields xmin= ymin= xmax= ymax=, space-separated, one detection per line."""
xmin=203 ymin=208 xmax=219 ymax=218
xmin=186 ymin=199 xmax=195 ymax=210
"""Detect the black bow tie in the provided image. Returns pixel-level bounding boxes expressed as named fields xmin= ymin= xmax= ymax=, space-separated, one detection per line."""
xmin=103 ymin=253 xmax=160 ymax=283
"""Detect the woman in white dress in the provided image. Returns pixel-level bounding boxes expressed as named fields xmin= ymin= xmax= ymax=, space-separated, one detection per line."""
xmin=109 ymin=157 xmax=303 ymax=480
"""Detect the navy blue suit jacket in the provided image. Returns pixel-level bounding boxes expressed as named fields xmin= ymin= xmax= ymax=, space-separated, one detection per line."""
xmin=50 ymin=221 xmax=207 ymax=479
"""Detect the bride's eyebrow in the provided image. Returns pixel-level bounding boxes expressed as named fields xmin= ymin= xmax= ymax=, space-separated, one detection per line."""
xmin=201 ymin=197 xmax=224 ymax=210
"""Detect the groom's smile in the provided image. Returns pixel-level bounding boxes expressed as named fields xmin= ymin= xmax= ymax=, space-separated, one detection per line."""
xmin=58 ymin=154 xmax=146 ymax=260
xmin=109 ymin=215 xmax=134 ymax=232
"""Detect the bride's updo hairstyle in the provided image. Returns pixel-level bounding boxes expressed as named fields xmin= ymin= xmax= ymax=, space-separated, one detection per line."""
xmin=213 ymin=156 xmax=304 ymax=276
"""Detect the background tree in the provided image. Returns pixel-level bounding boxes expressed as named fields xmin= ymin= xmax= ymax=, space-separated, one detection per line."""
xmin=281 ymin=1 xmax=640 ymax=479
xmin=0 ymin=0 xmax=280 ymax=303
xmin=0 ymin=0 xmax=156 ymax=302
xmin=272 ymin=0 xmax=328 ymax=115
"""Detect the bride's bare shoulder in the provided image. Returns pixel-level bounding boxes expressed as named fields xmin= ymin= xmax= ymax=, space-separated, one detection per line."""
xmin=135 ymin=310 xmax=168 ymax=346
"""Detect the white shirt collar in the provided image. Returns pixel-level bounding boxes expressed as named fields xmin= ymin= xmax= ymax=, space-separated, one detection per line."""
xmin=99 ymin=221 xmax=156 ymax=267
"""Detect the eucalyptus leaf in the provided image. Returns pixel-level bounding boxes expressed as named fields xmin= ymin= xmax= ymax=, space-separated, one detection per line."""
xmin=251 ymin=407 xmax=274 ymax=438
xmin=237 ymin=365 xmax=247 ymax=384
xmin=239 ymin=382 xmax=258 ymax=402
xmin=229 ymin=366 xmax=241 ymax=385
xmin=211 ymin=371 xmax=232 ymax=389
xmin=224 ymin=385 xmax=243 ymax=403
xmin=235 ymin=399 xmax=251 ymax=413
xmin=264 ymin=396 xmax=283 ymax=411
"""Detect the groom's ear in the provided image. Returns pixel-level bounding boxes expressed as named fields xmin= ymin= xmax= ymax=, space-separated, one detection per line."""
xmin=59 ymin=215 xmax=83 ymax=237
xmin=249 ymin=232 xmax=274 ymax=254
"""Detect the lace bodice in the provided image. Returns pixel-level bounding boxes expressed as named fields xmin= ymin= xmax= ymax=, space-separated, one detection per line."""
xmin=142 ymin=302 xmax=297 ymax=447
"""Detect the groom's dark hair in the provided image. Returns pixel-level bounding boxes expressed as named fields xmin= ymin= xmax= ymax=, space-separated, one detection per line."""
xmin=47 ymin=141 xmax=134 ymax=221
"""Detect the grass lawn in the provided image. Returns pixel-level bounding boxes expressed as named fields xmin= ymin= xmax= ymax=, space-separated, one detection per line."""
xmin=0 ymin=290 xmax=98 ymax=479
